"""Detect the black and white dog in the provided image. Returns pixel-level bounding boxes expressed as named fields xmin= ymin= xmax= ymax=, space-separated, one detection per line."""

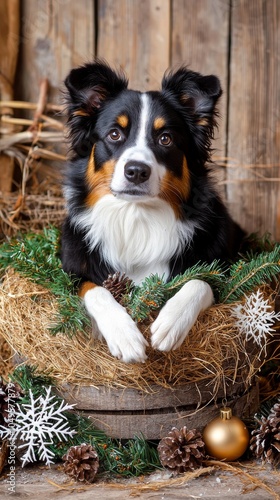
xmin=61 ymin=61 xmax=243 ymax=363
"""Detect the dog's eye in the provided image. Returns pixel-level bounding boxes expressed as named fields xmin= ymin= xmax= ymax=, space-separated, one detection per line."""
xmin=158 ymin=133 xmax=172 ymax=147
xmin=108 ymin=129 xmax=122 ymax=142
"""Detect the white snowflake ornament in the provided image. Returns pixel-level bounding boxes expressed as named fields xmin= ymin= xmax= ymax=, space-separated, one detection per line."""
xmin=231 ymin=289 xmax=280 ymax=346
xmin=0 ymin=386 xmax=76 ymax=467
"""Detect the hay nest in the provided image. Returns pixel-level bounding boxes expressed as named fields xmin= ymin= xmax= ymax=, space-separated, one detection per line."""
xmin=0 ymin=269 xmax=277 ymax=395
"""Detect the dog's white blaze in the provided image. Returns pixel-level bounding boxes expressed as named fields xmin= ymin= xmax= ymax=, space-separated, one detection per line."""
xmin=110 ymin=93 xmax=166 ymax=197
xmin=136 ymin=93 xmax=150 ymax=149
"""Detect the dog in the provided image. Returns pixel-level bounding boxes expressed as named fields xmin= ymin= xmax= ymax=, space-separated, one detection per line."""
xmin=61 ymin=61 xmax=244 ymax=363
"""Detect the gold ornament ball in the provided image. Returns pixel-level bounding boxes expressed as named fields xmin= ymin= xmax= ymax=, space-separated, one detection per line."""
xmin=202 ymin=407 xmax=250 ymax=461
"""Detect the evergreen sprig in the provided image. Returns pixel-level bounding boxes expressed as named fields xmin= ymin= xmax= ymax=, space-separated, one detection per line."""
xmin=124 ymin=275 xmax=167 ymax=321
xmin=9 ymin=364 xmax=54 ymax=402
xmin=0 ymin=227 xmax=90 ymax=336
xmin=125 ymin=261 xmax=225 ymax=322
xmin=101 ymin=435 xmax=161 ymax=476
xmin=220 ymin=246 xmax=280 ymax=303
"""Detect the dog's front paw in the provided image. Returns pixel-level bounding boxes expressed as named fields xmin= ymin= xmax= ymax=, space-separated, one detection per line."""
xmin=150 ymin=301 xmax=189 ymax=351
xmin=84 ymin=287 xmax=148 ymax=363
xmin=105 ymin=314 xmax=148 ymax=363
xmin=151 ymin=279 xmax=214 ymax=352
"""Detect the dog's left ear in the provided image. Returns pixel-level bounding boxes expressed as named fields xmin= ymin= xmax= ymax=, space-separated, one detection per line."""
xmin=162 ymin=67 xmax=222 ymax=160
xmin=162 ymin=67 xmax=221 ymax=124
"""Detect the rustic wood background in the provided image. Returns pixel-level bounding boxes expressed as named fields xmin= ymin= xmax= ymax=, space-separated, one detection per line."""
xmin=1 ymin=0 xmax=280 ymax=239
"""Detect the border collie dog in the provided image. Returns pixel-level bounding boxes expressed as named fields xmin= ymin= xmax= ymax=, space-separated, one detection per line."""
xmin=61 ymin=61 xmax=243 ymax=363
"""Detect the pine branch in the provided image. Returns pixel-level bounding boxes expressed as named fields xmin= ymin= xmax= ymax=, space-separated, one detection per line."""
xmin=220 ymin=246 xmax=280 ymax=303
xmin=10 ymin=365 xmax=53 ymax=402
xmin=166 ymin=260 xmax=225 ymax=295
xmin=100 ymin=436 xmax=161 ymax=476
xmin=126 ymin=261 xmax=225 ymax=322
xmin=124 ymin=275 xmax=166 ymax=322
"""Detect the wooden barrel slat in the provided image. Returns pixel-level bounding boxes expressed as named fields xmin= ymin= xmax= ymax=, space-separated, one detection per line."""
xmin=59 ymin=379 xmax=246 ymax=411
xmin=83 ymin=385 xmax=258 ymax=439
xmin=59 ymin=383 xmax=259 ymax=439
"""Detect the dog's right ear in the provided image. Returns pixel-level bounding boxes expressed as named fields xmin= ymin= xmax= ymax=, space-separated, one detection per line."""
xmin=64 ymin=61 xmax=128 ymax=117
xmin=64 ymin=62 xmax=128 ymax=157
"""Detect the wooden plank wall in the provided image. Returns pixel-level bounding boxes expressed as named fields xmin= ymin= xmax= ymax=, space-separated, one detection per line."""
xmin=5 ymin=0 xmax=280 ymax=239
xmin=227 ymin=0 xmax=280 ymax=239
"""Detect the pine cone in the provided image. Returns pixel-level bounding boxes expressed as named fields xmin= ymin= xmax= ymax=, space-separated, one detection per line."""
xmin=269 ymin=402 xmax=280 ymax=426
xmin=0 ymin=379 xmax=23 ymax=424
xmin=250 ymin=402 xmax=280 ymax=467
xmin=63 ymin=443 xmax=99 ymax=483
xmin=158 ymin=427 xmax=206 ymax=474
xmin=102 ymin=272 xmax=133 ymax=303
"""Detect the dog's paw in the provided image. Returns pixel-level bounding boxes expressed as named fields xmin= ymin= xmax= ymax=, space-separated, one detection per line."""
xmin=105 ymin=314 xmax=148 ymax=363
xmin=84 ymin=287 xmax=148 ymax=363
xmin=151 ymin=279 xmax=214 ymax=352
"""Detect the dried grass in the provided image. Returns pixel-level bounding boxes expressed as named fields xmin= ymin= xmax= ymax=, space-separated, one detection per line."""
xmin=0 ymin=191 xmax=66 ymax=239
xmin=1 ymin=269 xmax=277 ymax=395
xmin=0 ymin=84 xmax=66 ymax=240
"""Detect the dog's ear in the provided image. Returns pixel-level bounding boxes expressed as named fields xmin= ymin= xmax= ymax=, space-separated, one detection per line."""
xmin=64 ymin=61 xmax=128 ymax=157
xmin=64 ymin=61 xmax=128 ymax=116
xmin=161 ymin=67 xmax=222 ymax=162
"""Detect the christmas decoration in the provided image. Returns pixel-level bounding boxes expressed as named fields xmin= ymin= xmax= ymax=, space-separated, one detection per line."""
xmin=157 ymin=427 xmax=205 ymax=474
xmin=202 ymin=407 xmax=250 ymax=461
xmin=0 ymin=366 xmax=161 ymax=476
xmin=231 ymin=289 xmax=280 ymax=346
xmin=0 ymin=378 xmax=23 ymax=423
xmin=250 ymin=401 xmax=280 ymax=467
xmin=0 ymin=385 xmax=76 ymax=466
xmin=102 ymin=272 xmax=133 ymax=303
xmin=63 ymin=443 xmax=99 ymax=483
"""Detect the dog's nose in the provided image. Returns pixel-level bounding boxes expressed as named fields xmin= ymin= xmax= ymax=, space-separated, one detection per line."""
xmin=124 ymin=161 xmax=151 ymax=185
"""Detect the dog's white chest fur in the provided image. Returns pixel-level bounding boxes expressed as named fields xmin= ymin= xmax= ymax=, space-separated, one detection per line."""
xmin=74 ymin=194 xmax=197 ymax=284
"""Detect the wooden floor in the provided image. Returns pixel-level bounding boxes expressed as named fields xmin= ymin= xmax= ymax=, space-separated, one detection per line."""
xmin=0 ymin=462 xmax=280 ymax=499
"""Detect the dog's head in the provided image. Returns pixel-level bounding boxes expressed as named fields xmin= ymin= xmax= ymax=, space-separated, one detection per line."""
xmin=64 ymin=61 xmax=221 ymax=215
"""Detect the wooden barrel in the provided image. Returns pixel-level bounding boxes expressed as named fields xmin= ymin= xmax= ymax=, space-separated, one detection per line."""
xmin=59 ymin=381 xmax=259 ymax=439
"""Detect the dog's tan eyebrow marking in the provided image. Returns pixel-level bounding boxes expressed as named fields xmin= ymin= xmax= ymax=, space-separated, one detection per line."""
xmin=180 ymin=94 xmax=189 ymax=104
xmin=197 ymin=118 xmax=209 ymax=126
xmin=154 ymin=117 xmax=166 ymax=130
xmin=116 ymin=114 xmax=129 ymax=128
xmin=73 ymin=109 xmax=90 ymax=117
